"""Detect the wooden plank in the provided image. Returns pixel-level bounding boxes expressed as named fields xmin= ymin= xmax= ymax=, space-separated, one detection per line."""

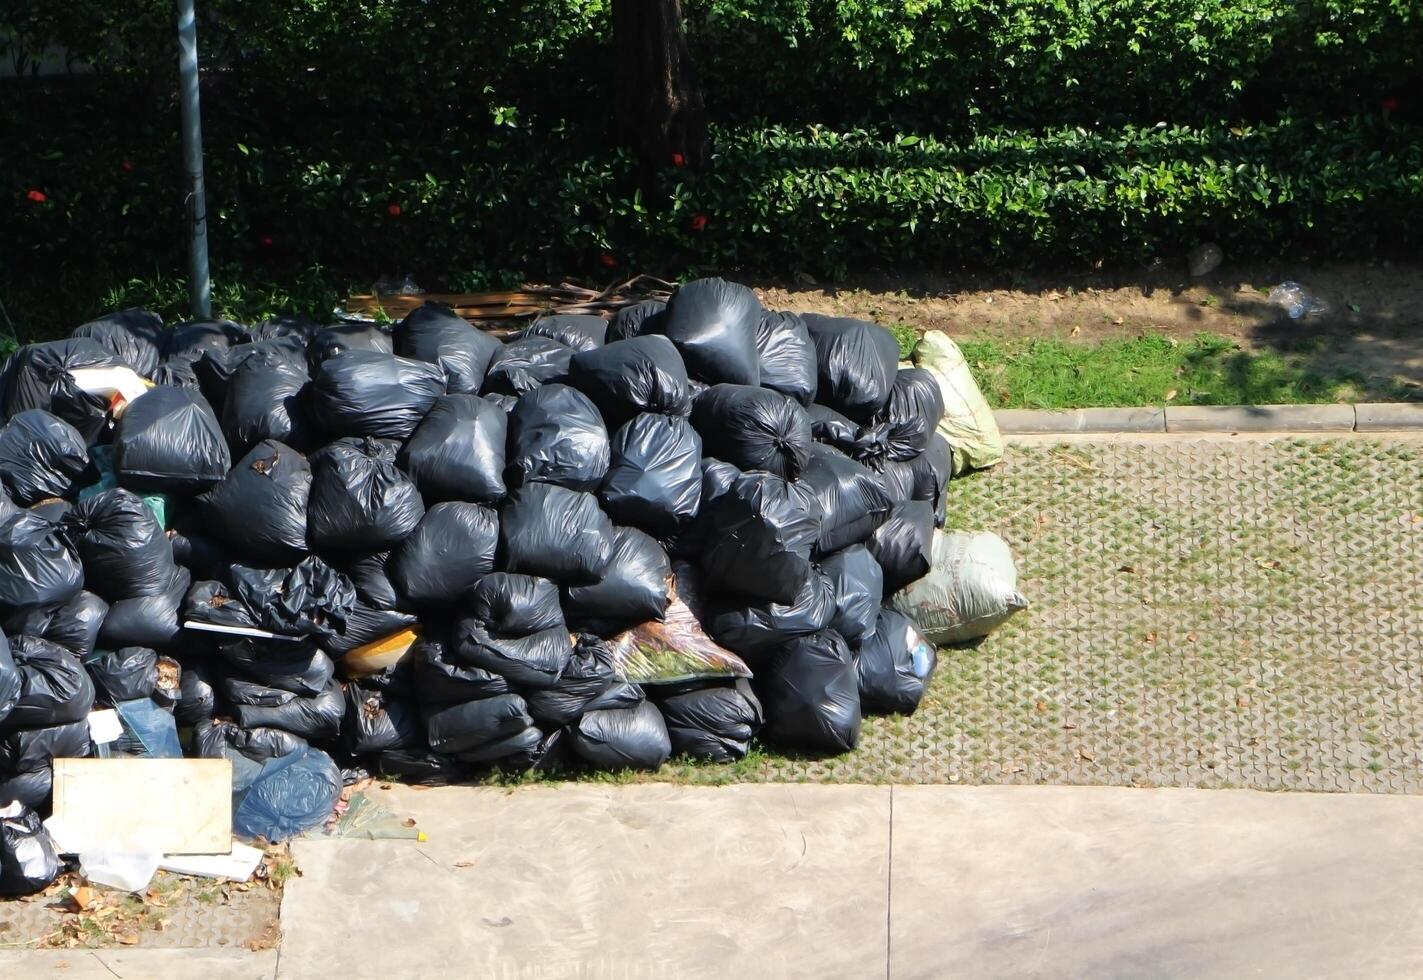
xmin=51 ymin=758 xmax=232 ymax=855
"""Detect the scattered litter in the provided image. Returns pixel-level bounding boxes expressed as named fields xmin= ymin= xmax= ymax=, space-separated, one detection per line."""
xmin=1267 ymin=281 xmax=1329 ymax=319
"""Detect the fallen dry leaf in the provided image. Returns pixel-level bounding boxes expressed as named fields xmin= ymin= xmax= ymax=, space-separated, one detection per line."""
xmin=1063 ymin=723 xmax=1077 ymax=730
xmin=1075 ymin=747 xmax=1096 ymax=762
xmin=117 ymin=933 xmax=139 ymax=946
xmin=1187 ymin=632 xmax=1199 ymax=643
xmin=1255 ymin=558 xmax=1284 ymax=571
xmin=1069 ymin=324 xmax=1081 ymax=336
xmin=1000 ymin=763 xmax=1025 ymax=774
xmin=1144 ymin=632 xmax=1158 ymax=644
xmin=403 ymin=818 xmax=417 ymax=828
xmin=1034 ymin=700 xmax=1048 ymax=713
xmin=1111 ymin=316 xmax=1124 ymax=325
xmin=1118 ymin=564 xmax=1136 ymax=573
xmin=1164 ymin=388 xmax=1178 ymax=401
xmin=453 ymin=861 xmax=476 ymax=869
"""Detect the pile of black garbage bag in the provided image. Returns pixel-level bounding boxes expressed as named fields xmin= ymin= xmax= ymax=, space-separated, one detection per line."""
xmin=0 ymin=279 xmax=947 ymax=840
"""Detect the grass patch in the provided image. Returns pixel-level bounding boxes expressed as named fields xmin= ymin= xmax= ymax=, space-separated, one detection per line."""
xmin=942 ymin=332 xmax=1413 ymax=408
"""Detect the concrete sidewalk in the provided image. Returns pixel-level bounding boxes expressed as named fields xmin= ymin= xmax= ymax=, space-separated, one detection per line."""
xmin=9 ymin=783 xmax=1423 ymax=979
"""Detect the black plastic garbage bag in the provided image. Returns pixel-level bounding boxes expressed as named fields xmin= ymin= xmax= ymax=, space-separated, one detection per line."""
xmin=660 ymin=278 xmax=761 ymax=386
xmin=798 ymin=445 xmax=893 ymax=554
xmin=520 ymin=314 xmax=608 ymax=353
xmin=28 ymin=501 xmax=70 ymax=524
xmin=4 ymin=636 xmax=95 ymax=730
xmin=699 ymin=472 xmax=820 ymax=605
xmin=481 ymin=336 xmax=573 ymax=396
xmin=807 ymin=403 xmax=890 ymax=469
xmin=395 ymin=303 xmax=501 ymax=395
xmin=658 ymin=680 xmax=763 ymax=762
xmin=397 ymin=394 xmax=507 ymax=504
xmin=249 ymin=316 xmax=320 ymax=345
xmin=661 ymin=457 xmax=743 ymax=561
xmin=198 ymin=440 xmax=311 ymax=566
xmin=451 ymin=620 xmax=572 ymax=689
xmin=217 ymin=640 xmax=335 ymax=697
xmin=803 ymin=314 xmax=900 ymax=422
xmin=411 ymin=632 xmax=511 ymax=704
xmin=0 ymin=411 xmax=90 ymax=505
xmin=72 ymin=308 xmax=164 ymax=377
xmin=505 ymin=384 xmax=610 ymax=492
xmin=0 ymin=719 xmax=91 ymax=807
xmin=483 ymin=392 xmax=519 ymax=413
xmin=874 ymin=368 xmax=946 ymax=462
xmin=755 ymin=311 xmax=817 ymax=405
xmin=222 ymin=346 xmax=314 ymax=454
xmin=867 ymin=500 xmax=935 ymax=593
xmin=3 ymin=591 xmax=108 ymax=660
xmin=175 ymin=662 xmax=218 ymax=726
xmin=608 ymin=300 xmax=666 ymax=341
xmin=322 ymin=601 xmax=419 ymax=656
xmin=183 ymin=579 xmax=262 ymax=642
xmin=0 ymin=801 xmax=62 ymax=896
xmin=307 ymin=323 xmax=394 ymax=369
xmin=598 ymin=413 xmax=702 ymax=537
xmin=149 ymin=352 xmax=202 ymax=391
xmin=338 ymin=551 xmax=402 ymax=610
xmin=373 ymin=748 xmax=468 ymax=785
xmin=467 ymin=574 xmax=564 ymax=635
xmin=63 ymin=488 xmax=177 ymax=600
xmin=310 ymin=350 xmax=444 ymax=440
xmin=389 ymin=502 xmax=499 ymax=606
xmin=692 ymin=384 xmax=812 ymax=480
xmin=111 ymin=385 xmax=230 ymax=493
xmin=307 ymin=437 xmax=425 ymax=552
xmin=195 ymin=720 xmax=341 ymax=841
xmin=0 ymin=634 xmax=14 ymax=724
xmin=756 ymin=629 xmax=860 ymax=754
xmin=98 ymin=566 xmax=190 ymax=650
xmin=165 ymin=319 xmax=249 ymax=359
xmin=167 ymin=527 xmax=233 ymax=581
xmin=911 ymin=433 xmax=953 ymax=527
xmin=562 ymin=527 xmax=671 ymax=637
xmin=230 ymin=557 xmax=356 ymax=642
xmin=425 ymin=694 xmax=533 ymax=754
xmin=856 ymin=609 xmax=937 ymax=714
xmin=192 ymin=338 xmax=304 ymax=417
xmin=523 ymin=634 xmax=618 ymax=728
xmin=0 ymin=511 xmax=84 ymax=614
xmin=499 ymin=483 xmax=613 ymax=585
xmin=876 ymin=458 xmax=915 ymax=505
xmin=85 ymin=647 xmax=157 ymax=705
xmin=566 ymin=335 xmax=691 ymax=430
xmin=226 ymin=676 xmax=345 ymax=741
xmin=705 ymin=565 xmax=835 ymax=658
xmin=820 ymin=544 xmax=884 ymax=646
xmin=453 ymin=724 xmax=551 ymax=770
xmin=0 ymin=338 xmax=118 ymax=444
xmin=572 ymin=697 xmax=670 ymax=771
xmin=342 ymin=684 xmax=420 ymax=754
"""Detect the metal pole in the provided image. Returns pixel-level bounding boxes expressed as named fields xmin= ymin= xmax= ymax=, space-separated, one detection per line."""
xmin=176 ymin=0 xmax=211 ymax=319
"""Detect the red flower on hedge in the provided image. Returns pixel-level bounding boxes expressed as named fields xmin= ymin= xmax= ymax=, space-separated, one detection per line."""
xmin=599 ymin=252 xmax=618 ymax=269
xmin=688 ymin=212 xmax=708 ymax=232
xmin=671 ymin=152 xmax=686 ymax=168
xmin=1382 ymin=97 xmax=1400 ymax=112
xmin=260 ymin=235 xmax=274 ymax=247
xmin=121 ymin=159 xmax=135 ymax=173
xmin=26 ymin=189 xmax=47 ymax=203
xmin=387 ymin=203 xmax=402 ymax=217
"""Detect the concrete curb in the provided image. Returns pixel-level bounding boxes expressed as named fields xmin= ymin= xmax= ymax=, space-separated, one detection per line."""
xmin=994 ymin=402 xmax=1423 ymax=435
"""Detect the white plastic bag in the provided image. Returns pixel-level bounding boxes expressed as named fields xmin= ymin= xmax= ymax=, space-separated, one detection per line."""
xmin=891 ymin=530 xmax=1027 ymax=643
xmin=911 ymin=331 xmax=1003 ymax=474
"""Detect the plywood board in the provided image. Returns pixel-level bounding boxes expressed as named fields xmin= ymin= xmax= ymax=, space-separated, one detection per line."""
xmin=51 ymin=758 xmax=232 ymax=855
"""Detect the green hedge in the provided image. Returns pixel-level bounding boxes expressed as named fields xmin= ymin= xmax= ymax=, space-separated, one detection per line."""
xmin=3 ymin=0 xmax=1421 ymax=334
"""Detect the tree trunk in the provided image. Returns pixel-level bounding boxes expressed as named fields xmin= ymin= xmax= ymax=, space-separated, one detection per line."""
xmin=613 ymin=0 xmax=707 ymax=185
